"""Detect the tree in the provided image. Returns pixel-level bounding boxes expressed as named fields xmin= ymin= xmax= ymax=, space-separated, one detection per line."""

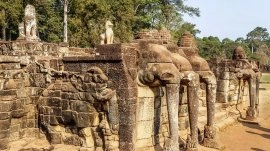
xmin=63 ymin=0 xmax=68 ymax=43
xmin=35 ymin=0 xmax=63 ymax=43
xmin=0 ymin=0 xmax=23 ymax=40
xmin=133 ymin=0 xmax=200 ymax=31
xmin=173 ymin=22 xmax=200 ymax=42
xmin=246 ymin=27 xmax=269 ymax=53
xmin=255 ymin=44 xmax=270 ymax=65
xmin=197 ymin=36 xmax=221 ymax=59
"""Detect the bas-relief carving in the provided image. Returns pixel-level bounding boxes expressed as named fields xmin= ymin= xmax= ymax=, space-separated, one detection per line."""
xmin=36 ymin=64 xmax=119 ymax=150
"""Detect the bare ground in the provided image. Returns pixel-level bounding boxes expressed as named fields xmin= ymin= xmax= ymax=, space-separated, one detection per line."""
xmin=219 ymin=73 xmax=270 ymax=151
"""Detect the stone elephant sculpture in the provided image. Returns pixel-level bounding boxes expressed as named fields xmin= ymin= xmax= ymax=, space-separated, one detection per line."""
xmin=232 ymin=46 xmax=261 ymax=121
xmin=177 ymin=32 xmax=219 ymax=148
xmin=137 ymin=43 xmax=201 ymax=151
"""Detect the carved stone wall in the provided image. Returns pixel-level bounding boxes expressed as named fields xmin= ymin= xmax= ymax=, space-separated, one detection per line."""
xmin=0 ymin=41 xmax=94 ymax=57
xmin=135 ymin=28 xmax=172 ymax=44
xmin=0 ymin=38 xmax=259 ymax=151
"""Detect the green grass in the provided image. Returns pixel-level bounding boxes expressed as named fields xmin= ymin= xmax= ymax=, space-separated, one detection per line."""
xmin=260 ymin=73 xmax=270 ymax=83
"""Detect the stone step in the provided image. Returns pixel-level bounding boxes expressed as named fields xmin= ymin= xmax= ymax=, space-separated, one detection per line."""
xmin=197 ymin=109 xmax=239 ymax=131
xmin=198 ymin=110 xmax=228 ymax=130
xmin=198 ymin=103 xmax=224 ymax=117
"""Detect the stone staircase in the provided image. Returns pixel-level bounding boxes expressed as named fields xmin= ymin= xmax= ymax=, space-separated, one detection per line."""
xmin=198 ymin=102 xmax=241 ymax=131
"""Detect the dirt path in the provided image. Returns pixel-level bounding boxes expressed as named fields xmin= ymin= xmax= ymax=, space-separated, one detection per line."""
xmin=220 ymin=74 xmax=270 ymax=151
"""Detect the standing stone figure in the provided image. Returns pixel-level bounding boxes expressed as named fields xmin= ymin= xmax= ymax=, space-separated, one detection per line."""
xmin=100 ymin=21 xmax=114 ymax=44
xmin=17 ymin=4 xmax=40 ymax=41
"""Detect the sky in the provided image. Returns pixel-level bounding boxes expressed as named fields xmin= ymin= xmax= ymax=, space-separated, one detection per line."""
xmin=183 ymin=0 xmax=270 ymax=40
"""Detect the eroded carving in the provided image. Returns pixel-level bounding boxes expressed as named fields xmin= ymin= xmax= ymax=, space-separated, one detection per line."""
xmin=37 ymin=65 xmax=119 ymax=150
xmin=100 ymin=21 xmax=114 ymax=44
xmin=137 ymin=42 xmax=202 ymax=151
xmin=178 ymin=32 xmax=219 ymax=149
xmin=17 ymin=4 xmax=40 ymax=41
xmin=232 ymin=46 xmax=261 ymax=121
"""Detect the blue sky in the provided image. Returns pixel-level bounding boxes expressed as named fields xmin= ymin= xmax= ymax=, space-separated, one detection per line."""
xmin=183 ymin=0 xmax=270 ymax=40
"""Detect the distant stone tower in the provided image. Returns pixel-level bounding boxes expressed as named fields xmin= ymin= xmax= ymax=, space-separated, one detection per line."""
xmin=177 ymin=31 xmax=197 ymax=48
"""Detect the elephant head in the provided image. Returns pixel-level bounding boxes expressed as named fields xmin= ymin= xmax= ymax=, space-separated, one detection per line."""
xmin=138 ymin=43 xmax=182 ymax=151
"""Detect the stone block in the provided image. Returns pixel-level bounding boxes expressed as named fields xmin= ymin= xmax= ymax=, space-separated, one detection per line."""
xmin=9 ymin=131 xmax=20 ymax=141
xmin=62 ymin=99 xmax=69 ymax=110
xmin=90 ymin=113 xmax=99 ymax=127
xmin=136 ymin=120 xmax=153 ymax=140
xmin=43 ymin=115 xmax=50 ymax=124
xmin=16 ymin=88 xmax=27 ymax=98
xmin=219 ymin=72 xmax=230 ymax=80
xmin=40 ymin=106 xmax=52 ymax=115
xmin=107 ymin=141 xmax=119 ymax=150
xmin=47 ymin=97 xmax=62 ymax=107
xmin=178 ymin=116 xmax=189 ymax=130
xmin=217 ymin=80 xmax=230 ymax=92
xmin=26 ymin=107 xmax=36 ymax=119
xmin=0 ymin=138 xmax=8 ymax=150
xmin=48 ymin=90 xmax=61 ymax=97
xmin=0 ymin=130 xmax=9 ymax=139
xmin=11 ymin=99 xmax=23 ymax=110
xmin=0 ymin=101 xmax=12 ymax=112
xmin=23 ymin=76 xmax=31 ymax=87
xmin=136 ymin=138 xmax=153 ymax=148
xmin=50 ymin=132 xmax=62 ymax=144
xmin=77 ymin=113 xmax=91 ymax=127
xmin=216 ymin=92 xmax=228 ymax=103
xmin=70 ymin=100 xmax=96 ymax=113
xmin=63 ymin=135 xmax=83 ymax=146
xmin=61 ymin=92 xmax=70 ymax=99
xmin=62 ymin=110 xmax=73 ymax=124
xmin=0 ymin=63 xmax=20 ymax=70
xmin=137 ymin=86 xmax=155 ymax=98
xmin=26 ymin=119 xmax=36 ymax=128
xmin=24 ymin=128 xmax=40 ymax=138
xmin=0 ymin=95 xmax=16 ymax=101
xmin=0 ymin=119 xmax=11 ymax=130
xmin=50 ymin=115 xmax=59 ymax=126
xmin=51 ymin=107 xmax=62 ymax=116
xmin=61 ymin=83 xmax=78 ymax=93
xmin=32 ymin=73 xmax=46 ymax=87
xmin=0 ymin=90 xmax=17 ymax=100
xmin=0 ymin=112 xmax=11 ymax=120
xmin=12 ymin=109 xmax=25 ymax=118
xmin=3 ymin=79 xmax=17 ymax=89
xmin=178 ymin=104 xmax=188 ymax=117
xmin=136 ymin=98 xmax=154 ymax=121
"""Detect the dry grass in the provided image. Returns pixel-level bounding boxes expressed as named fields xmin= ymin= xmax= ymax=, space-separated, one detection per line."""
xmin=260 ymin=73 xmax=270 ymax=83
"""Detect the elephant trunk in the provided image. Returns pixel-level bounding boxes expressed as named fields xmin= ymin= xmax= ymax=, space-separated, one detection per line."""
xmin=166 ymin=83 xmax=180 ymax=151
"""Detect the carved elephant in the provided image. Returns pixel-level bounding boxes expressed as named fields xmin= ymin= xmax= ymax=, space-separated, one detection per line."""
xmin=138 ymin=43 xmax=201 ymax=151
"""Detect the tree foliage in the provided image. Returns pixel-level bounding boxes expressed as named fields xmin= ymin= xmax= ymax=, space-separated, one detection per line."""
xmin=0 ymin=0 xmax=24 ymax=40
xmin=2 ymin=0 xmax=199 ymax=47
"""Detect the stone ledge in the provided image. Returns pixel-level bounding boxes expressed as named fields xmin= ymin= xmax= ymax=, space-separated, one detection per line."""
xmin=63 ymin=55 xmax=122 ymax=62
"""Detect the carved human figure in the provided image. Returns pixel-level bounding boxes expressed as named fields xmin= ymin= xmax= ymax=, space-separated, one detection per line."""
xmin=232 ymin=46 xmax=261 ymax=121
xmin=138 ymin=43 xmax=200 ymax=151
xmin=100 ymin=20 xmax=114 ymax=44
xmin=177 ymin=31 xmax=219 ymax=149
